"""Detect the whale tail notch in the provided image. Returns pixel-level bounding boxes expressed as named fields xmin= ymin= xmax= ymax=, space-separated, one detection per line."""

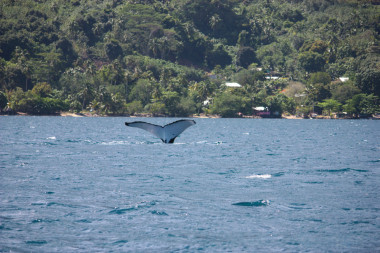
xmin=125 ymin=119 xmax=196 ymax=143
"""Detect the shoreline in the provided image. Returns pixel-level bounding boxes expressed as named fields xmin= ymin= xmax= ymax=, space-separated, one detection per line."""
xmin=1 ymin=111 xmax=379 ymax=120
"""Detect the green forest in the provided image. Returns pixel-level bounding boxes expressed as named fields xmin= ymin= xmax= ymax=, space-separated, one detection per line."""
xmin=0 ymin=0 xmax=379 ymax=118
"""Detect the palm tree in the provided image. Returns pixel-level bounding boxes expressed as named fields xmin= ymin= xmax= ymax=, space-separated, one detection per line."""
xmin=124 ymin=70 xmax=132 ymax=102
xmin=209 ymin=14 xmax=221 ymax=32
xmin=78 ymin=83 xmax=94 ymax=110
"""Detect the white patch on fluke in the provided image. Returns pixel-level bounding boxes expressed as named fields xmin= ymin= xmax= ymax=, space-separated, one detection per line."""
xmin=245 ymin=174 xmax=271 ymax=179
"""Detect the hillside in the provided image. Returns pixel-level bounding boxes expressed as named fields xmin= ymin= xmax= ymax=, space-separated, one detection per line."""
xmin=0 ymin=0 xmax=379 ymax=117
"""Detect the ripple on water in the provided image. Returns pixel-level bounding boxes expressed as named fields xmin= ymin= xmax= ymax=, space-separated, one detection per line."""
xmin=108 ymin=201 xmax=157 ymax=215
xmin=232 ymin=200 xmax=270 ymax=207
xmin=113 ymin=240 xmax=128 ymax=245
xmin=288 ymin=203 xmax=312 ymax=210
xmin=318 ymin=168 xmax=351 ymax=173
xmin=31 ymin=218 xmax=59 ymax=224
xmin=26 ymin=240 xmax=48 ymax=245
xmin=109 ymin=207 xmax=137 ymax=215
xmin=151 ymin=210 xmax=169 ymax=216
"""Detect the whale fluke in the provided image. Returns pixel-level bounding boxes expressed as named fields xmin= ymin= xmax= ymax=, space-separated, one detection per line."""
xmin=125 ymin=119 xmax=196 ymax=143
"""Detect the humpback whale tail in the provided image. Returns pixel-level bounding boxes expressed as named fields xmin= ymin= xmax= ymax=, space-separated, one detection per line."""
xmin=125 ymin=119 xmax=196 ymax=143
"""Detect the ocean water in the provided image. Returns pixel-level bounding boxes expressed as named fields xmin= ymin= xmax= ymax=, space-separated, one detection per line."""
xmin=0 ymin=116 xmax=379 ymax=252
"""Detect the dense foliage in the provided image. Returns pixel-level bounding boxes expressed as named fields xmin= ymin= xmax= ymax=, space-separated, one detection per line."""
xmin=1 ymin=0 xmax=379 ymax=117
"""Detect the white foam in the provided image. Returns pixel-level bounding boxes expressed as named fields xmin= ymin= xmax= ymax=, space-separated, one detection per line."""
xmin=47 ymin=136 xmax=56 ymax=140
xmin=245 ymin=174 xmax=271 ymax=179
xmin=100 ymin=141 xmax=129 ymax=145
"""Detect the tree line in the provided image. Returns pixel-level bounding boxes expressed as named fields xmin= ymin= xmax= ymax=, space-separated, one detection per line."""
xmin=0 ymin=0 xmax=379 ymax=117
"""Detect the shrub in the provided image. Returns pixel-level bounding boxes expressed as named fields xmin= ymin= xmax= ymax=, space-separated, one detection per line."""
xmin=210 ymin=92 xmax=244 ymax=117
xmin=125 ymin=100 xmax=144 ymax=115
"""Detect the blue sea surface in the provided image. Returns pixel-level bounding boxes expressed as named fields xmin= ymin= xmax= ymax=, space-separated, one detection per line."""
xmin=0 ymin=116 xmax=379 ymax=252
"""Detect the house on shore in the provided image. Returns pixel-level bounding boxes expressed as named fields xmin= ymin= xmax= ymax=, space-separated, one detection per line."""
xmin=253 ymin=106 xmax=271 ymax=117
xmin=252 ymin=106 xmax=281 ymax=118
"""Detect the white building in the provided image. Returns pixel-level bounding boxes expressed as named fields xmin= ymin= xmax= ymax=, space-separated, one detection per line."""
xmin=265 ymin=76 xmax=280 ymax=80
xmin=225 ymin=82 xmax=242 ymax=88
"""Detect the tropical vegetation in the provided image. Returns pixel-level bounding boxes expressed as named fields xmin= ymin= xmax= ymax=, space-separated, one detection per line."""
xmin=1 ymin=0 xmax=379 ymax=118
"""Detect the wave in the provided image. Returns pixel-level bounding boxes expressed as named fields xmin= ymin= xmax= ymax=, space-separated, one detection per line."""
xmin=318 ymin=168 xmax=369 ymax=173
xmin=108 ymin=201 xmax=157 ymax=215
xmin=65 ymin=139 xmax=81 ymax=143
xmin=288 ymin=203 xmax=312 ymax=210
xmin=318 ymin=168 xmax=351 ymax=173
xmin=273 ymin=172 xmax=285 ymax=177
xmin=100 ymin=140 xmax=131 ymax=145
xmin=151 ymin=210 xmax=169 ymax=216
xmin=26 ymin=240 xmax=47 ymax=245
xmin=304 ymin=181 xmax=323 ymax=184
xmin=245 ymin=174 xmax=271 ymax=179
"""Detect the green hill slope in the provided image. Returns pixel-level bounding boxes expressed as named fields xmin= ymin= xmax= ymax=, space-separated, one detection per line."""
xmin=0 ymin=0 xmax=379 ymax=117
